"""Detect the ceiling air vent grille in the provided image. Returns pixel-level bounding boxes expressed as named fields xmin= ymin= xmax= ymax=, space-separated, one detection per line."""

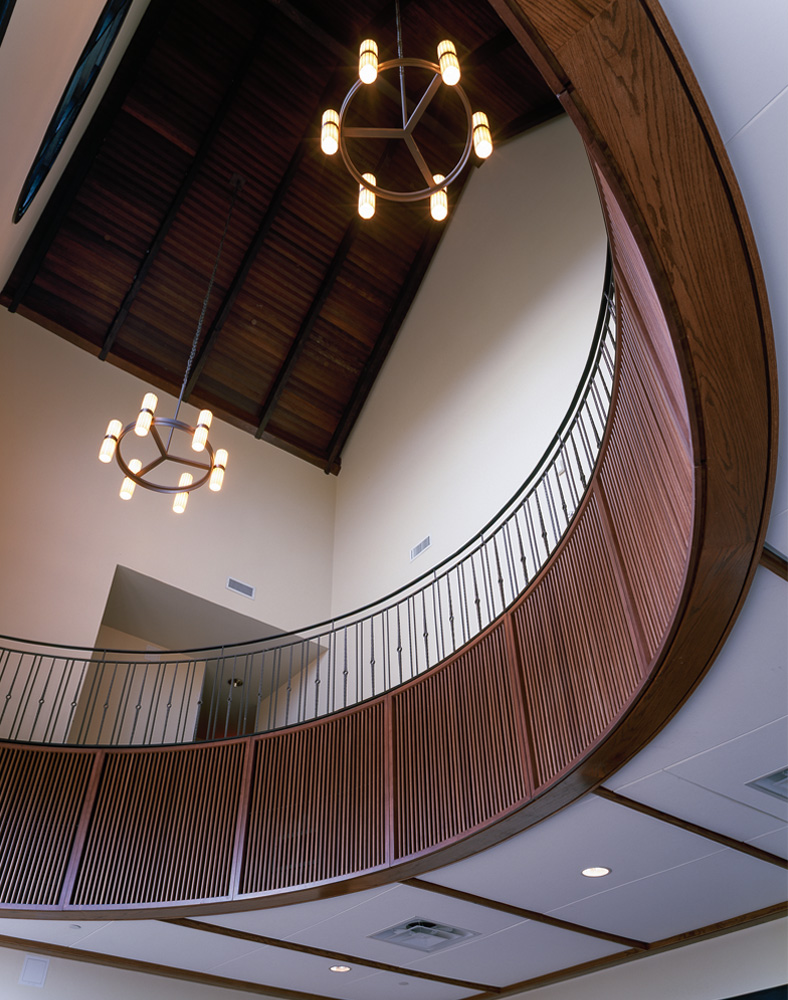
xmin=746 ymin=766 xmax=788 ymax=801
xmin=410 ymin=535 xmax=431 ymax=562
xmin=370 ymin=917 xmax=478 ymax=953
xmin=226 ymin=577 xmax=255 ymax=600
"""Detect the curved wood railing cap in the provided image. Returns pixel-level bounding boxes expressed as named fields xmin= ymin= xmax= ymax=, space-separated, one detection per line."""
xmin=0 ymin=0 xmax=777 ymax=916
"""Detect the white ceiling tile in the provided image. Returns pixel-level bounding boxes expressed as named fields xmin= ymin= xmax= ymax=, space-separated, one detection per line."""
xmin=194 ymin=885 xmax=398 ymax=938
xmin=283 ymin=883 xmax=521 ymax=965
xmin=656 ymin=0 xmax=788 ymax=141
xmin=611 ymin=567 xmax=788 ymax=786
xmin=726 ymin=89 xmax=788 ymax=551
xmin=70 ymin=920 xmax=259 ymax=974
xmin=549 ymin=849 xmax=788 ymax=942
xmin=666 ymin=718 xmax=788 ymax=822
xmin=611 ymin=769 xmax=785 ymax=842
xmin=337 ymin=969 xmax=477 ymax=1000
xmin=420 ymin=797 xmax=722 ymax=913
xmin=404 ymin=920 xmax=626 ymax=986
xmin=750 ymin=826 xmax=788 ymax=860
xmin=0 ymin=918 xmax=111 ymax=949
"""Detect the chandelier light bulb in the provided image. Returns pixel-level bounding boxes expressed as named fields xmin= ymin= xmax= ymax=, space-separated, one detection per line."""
xmin=119 ymin=458 xmax=142 ymax=501
xmin=437 ymin=40 xmax=461 ymax=86
xmin=430 ymin=174 xmax=448 ymax=221
xmin=99 ymin=419 xmax=123 ymax=463
xmin=209 ymin=449 xmax=228 ymax=492
xmin=173 ymin=472 xmax=193 ymax=514
xmin=192 ymin=409 xmax=213 ymax=452
xmin=359 ymin=39 xmax=378 ymax=84
xmin=134 ymin=392 xmax=158 ymax=436
xmin=358 ymin=173 xmax=376 ymax=219
xmin=321 ymin=109 xmax=340 ymax=155
xmin=472 ymin=111 xmax=493 ymax=159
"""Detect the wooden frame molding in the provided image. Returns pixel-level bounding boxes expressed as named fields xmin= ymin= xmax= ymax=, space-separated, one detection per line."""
xmin=0 ymin=0 xmax=777 ymax=924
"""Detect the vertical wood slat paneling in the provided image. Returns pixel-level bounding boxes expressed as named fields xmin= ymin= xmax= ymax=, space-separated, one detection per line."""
xmin=71 ymin=742 xmax=244 ymax=906
xmin=391 ymin=625 xmax=528 ymax=860
xmin=241 ymin=703 xmax=386 ymax=893
xmin=512 ymin=493 xmax=642 ymax=789
xmin=0 ymin=747 xmax=93 ymax=906
xmin=597 ymin=298 xmax=693 ymax=660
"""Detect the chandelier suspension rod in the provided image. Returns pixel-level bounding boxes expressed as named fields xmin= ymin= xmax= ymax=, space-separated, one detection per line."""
xmin=395 ymin=0 xmax=407 ymax=127
xmin=168 ymin=177 xmax=242 ymax=447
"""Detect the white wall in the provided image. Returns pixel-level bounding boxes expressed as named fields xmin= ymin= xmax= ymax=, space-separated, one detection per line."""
xmin=0 ymin=310 xmax=337 ymax=645
xmin=331 ymin=116 xmax=608 ymax=615
xmin=0 ymin=944 xmax=261 ymax=1000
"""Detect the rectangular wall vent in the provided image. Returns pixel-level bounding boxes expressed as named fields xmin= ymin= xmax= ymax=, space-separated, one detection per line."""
xmin=19 ymin=956 xmax=49 ymax=987
xmin=226 ymin=577 xmax=255 ymax=600
xmin=410 ymin=535 xmax=431 ymax=562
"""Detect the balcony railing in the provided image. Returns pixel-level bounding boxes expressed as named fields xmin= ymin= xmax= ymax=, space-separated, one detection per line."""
xmin=0 ymin=261 xmax=615 ymax=747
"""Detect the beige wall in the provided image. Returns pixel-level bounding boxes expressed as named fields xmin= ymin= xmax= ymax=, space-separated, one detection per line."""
xmin=330 ymin=117 xmax=608 ymax=615
xmin=0 ymin=311 xmax=337 ymax=646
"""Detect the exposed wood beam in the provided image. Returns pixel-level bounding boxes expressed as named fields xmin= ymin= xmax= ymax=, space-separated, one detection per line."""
xmin=594 ymin=788 xmax=788 ymax=870
xmin=402 ymin=877 xmax=649 ymax=950
xmin=168 ymin=917 xmax=502 ymax=994
xmin=182 ymin=141 xmax=308 ymax=400
xmin=255 ymin=216 xmax=361 ymax=438
xmin=3 ymin=0 xmax=172 ymax=311
xmin=98 ymin=14 xmax=271 ymax=361
xmin=760 ymin=542 xmax=788 ymax=581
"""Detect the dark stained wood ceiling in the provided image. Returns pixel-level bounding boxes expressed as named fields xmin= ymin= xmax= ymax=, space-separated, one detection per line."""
xmin=1 ymin=0 xmax=560 ymax=473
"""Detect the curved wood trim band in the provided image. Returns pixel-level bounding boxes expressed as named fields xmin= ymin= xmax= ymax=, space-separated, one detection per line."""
xmin=0 ymin=0 xmax=775 ymax=917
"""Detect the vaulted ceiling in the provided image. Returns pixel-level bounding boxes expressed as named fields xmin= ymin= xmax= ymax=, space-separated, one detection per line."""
xmin=0 ymin=0 xmax=559 ymax=473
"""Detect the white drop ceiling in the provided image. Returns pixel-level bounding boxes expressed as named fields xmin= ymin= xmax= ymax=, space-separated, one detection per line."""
xmin=0 ymin=0 xmax=785 ymax=997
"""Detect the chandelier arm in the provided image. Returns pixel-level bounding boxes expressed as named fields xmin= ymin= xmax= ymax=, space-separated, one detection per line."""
xmin=342 ymin=126 xmax=406 ymax=140
xmin=149 ymin=422 xmax=169 ymax=458
xmin=404 ymin=73 xmax=443 ymax=134
xmin=338 ymin=58 xmax=475 ymax=202
xmin=403 ymin=133 xmax=436 ymax=187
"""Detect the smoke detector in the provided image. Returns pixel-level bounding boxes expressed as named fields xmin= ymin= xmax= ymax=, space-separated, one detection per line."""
xmin=369 ymin=917 xmax=478 ymax=953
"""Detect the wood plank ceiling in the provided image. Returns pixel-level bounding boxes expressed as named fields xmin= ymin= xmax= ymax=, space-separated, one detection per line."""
xmin=1 ymin=0 xmax=559 ymax=473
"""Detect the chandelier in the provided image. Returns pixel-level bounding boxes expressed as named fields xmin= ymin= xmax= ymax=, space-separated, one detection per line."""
xmin=320 ymin=0 xmax=493 ymax=221
xmin=98 ymin=182 xmax=240 ymax=513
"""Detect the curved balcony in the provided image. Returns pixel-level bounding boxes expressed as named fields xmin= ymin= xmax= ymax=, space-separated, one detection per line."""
xmin=0 ymin=0 xmax=776 ymax=922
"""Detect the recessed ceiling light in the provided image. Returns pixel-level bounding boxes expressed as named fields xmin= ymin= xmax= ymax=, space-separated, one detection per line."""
xmin=329 ymin=965 xmax=351 ymax=973
xmin=581 ymin=866 xmax=611 ymax=878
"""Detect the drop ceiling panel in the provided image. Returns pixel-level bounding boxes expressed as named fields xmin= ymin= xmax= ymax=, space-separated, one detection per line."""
xmin=281 ymin=883 xmax=522 ymax=963
xmin=402 ymin=920 xmax=627 ymax=986
xmin=663 ymin=717 xmax=788 ymax=822
xmin=549 ymin=849 xmax=788 ymax=942
xmin=194 ymin=885 xmax=398 ymax=938
xmin=334 ymin=970 xmax=478 ymax=1000
xmin=420 ymin=796 xmax=723 ymax=913
xmin=0 ymin=918 xmax=111 ymax=948
xmin=614 ymin=758 xmax=788 ymax=842
xmin=209 ymin=942 xmax=476 ymax=1000
xmin=611 ymin=567 xmax=788 ymax=786
xmin=63 ymin=920 xmax=259 ymax=974
xmin=750 ymin=827 xmax=788 ymax=861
